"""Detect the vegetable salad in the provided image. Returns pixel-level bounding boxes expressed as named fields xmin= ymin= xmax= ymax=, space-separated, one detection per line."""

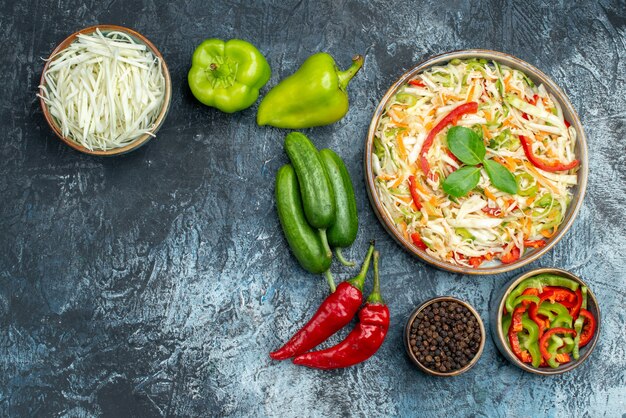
xmin=372 ymin=58 xmax=579 ymax=268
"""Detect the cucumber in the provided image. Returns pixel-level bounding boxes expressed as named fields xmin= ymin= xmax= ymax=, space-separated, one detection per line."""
xmin=275 ymin=164 xmax=332 ymax=274
xmin=319 ymin=149 xmax=358 ymax=248
xmin=284 ymin=132 xmax=336 ymax=229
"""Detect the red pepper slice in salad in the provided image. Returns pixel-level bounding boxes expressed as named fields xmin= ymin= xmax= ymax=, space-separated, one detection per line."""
xmin=524 ymin=240 xmax=546 ymax=248
xmin=569 ymin=288 xmax=583 ymax=319
xmin=408 ymin=79 xmax=425 ymax=87
xmin=578 ymin=309 xmax=596 ymax=347
xmin=500 ymin=246 xmax=520 ymax=264
xmin=419 ymin=102 xmax=478 ymax=177
xmin=410 ymin=232 xmax=428 ymax=251
xmin=539 ymin=327 xmax=576 ymax=360
xmin=519 ymin=135 xmax=580 ymax=172
xmin=408 ymin=175 xmax=423 ymax=210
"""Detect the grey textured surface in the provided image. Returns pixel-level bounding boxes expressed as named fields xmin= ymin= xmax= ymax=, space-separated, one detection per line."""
xmin=1 ymin=0 xmax=625 ymax=416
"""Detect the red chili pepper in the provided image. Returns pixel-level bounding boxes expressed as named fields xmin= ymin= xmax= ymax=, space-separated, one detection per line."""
xmin=270 ymin=243 xmax=375 ymax=360
xmin=524 ymin=240 xmax=546 ymax=248
xmin=570 ymin=288 xmax=583 ymax=319
xmin=293 ymin=251 xmax=390 ymax=369
xmin=410 ymin=232 xmax=428 ymax=251
xmin=482 ymin=206 xmax=503 ymax=217
xmin=519 ymin=135 xmax=580 ymax=172
xmin=578 ymin=309 xmax=596 ymax=347
xmin=500 ymin=246 xmax=520 ymax=264
xmin=419 ymin=102 xmax=478 ymax=177
xmin=408 ymin=175 xmax=422 ymax=210
xmin=408 ymin=79 xmax=425 ymax=87
xmin=539 ymin=327 xmax=576 ymax=360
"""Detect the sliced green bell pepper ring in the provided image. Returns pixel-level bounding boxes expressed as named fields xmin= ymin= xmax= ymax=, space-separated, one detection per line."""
xmin=521 ymin=316 xmax=541 ymax=367
xmin=257 ymin=53 xmax=364 ymax=128
xmin=515 ymin=172 xmax=538 ymax=196
xmin=557 ymin=336 xmax=575 ymax=354
xmin=539 ymin=327 xmax=577 ymax=367
xmin=188 ymin=39 xmax=271 ymax=113
xmin=514 ymin=295 xmax=540 ymax=307
xmin=505 ymin=274 xmax=579 ymax=313
xmin=546 ymin=335 xmax=564 ymax=368
xmin=502 ymin=314 xmax=511 ymax=336
xmin=572 ymin=316 xmax=585 ymax=360
xmin=538 ymin=302 xmax=573 ymax=328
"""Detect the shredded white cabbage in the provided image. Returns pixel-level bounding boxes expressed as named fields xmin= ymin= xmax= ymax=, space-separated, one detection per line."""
xmin=372 ymin=59 xmax=579 ymax=268
xmin=38 ymin=29 xmax=166 ymax=151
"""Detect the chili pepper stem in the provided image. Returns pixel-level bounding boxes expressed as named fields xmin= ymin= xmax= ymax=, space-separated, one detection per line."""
xmin=335 ymin=248 xmax=355 ymax=267
xmin=337 ymin=55 xmax=364 ymax=90
xmin=347 ymin=241 xmax=375 ymax=291
xmin=367 ymin=250 xmax=384 ymax=304
xmin=318 ymin=229 xmax=332 ymax=258
xmin=324 ymin=269 xmax=336 ymax=293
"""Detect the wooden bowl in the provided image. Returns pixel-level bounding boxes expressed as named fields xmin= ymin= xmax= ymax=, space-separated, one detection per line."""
xmin=38 ymin=24 xmax=172 ymax=156
xmin=404 ymin=296 xmax=486 ymax=376
xmin=490 ymin=268 xmax=600 ymax=375
xmin=364 ymin=50 xmax=589 ymax=274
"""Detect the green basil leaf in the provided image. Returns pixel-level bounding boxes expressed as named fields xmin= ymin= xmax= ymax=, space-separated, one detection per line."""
xmin=483 ymin=159 xmax=518 ymax=194
xmin=447 ymin=126 xmax=486 ymax=165
xmin=442 ymin=166 xmax=482 ymax=197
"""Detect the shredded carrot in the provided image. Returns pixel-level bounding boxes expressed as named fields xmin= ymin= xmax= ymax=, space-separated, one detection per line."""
xmin=398 ymin=221 xmax=409 ymax=240
xmin=390 ymin=176 xmax=404 ymax=188
xmin=429 ymin=196 xmax=438 ymax=206
xmin=396 ymin=131 xmax=408 ymax=159
xmin=526 ymin=195 xmax=536 ymax=205
xmin=377 ymin=174 xmax=396 ymax=181
xmin=524 ymin=162 xmax=559 ymax=194
xmin=387 ymin=107 xmax=408 ymax=127
xmin=541 ymin=226 xmax=557 ymax=238
xmin=484 ymin=188 xmax=497 ymax=201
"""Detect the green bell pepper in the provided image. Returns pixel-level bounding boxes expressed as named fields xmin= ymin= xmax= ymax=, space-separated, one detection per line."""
xmin=516 ymin=173 xmax=538 ymax=197
xmin=257 ymin=53 xmax=363 ymax=128
xmin=188 ymin=39 xmax=270 ymax=113
xmin=505 ymin=274 xmax=579 ymax=313
xmin=521 ymin=316 xmax=541 ymax=367
xmin=547 ymin=335 xmax=564 ymax=368
xmin=538 ymin=301 xmax=573 ymax=328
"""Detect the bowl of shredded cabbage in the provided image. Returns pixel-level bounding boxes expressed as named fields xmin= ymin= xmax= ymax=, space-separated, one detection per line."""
xmin=365 ymin=50 xmax=588 ymax=274
xmin=38 ymin=25 xmax=171 ymax=156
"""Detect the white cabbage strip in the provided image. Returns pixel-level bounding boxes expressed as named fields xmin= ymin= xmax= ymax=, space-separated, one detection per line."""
xmin=38 ymin=29 xmax=166 ymax=151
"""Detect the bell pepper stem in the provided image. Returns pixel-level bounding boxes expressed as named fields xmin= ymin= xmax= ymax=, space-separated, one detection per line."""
xmin=318 ymin=229 xmax=332 ymax=258
xmin=367 ymin=250 xmax=385 ymax=304
xmin=335 ymin=248 xmax=355 ymax=267
xmin=324 ymin=269 xmax=336 ymax=293
xmin=347 ymin=241 xmax=375 ymax=291
xmin=337 ymin=55 xmax=364 ymax=90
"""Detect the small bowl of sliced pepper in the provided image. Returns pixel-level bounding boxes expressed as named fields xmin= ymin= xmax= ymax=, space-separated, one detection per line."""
xmin=491 ymin=267 xmax=600 ymax=374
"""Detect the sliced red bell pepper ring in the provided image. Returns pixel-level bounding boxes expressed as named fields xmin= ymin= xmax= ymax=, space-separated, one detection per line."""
xmin=500 ymin=246 xmax=520 ymax=264
xmin=578 ymin=309 xmax=596 ymax=347
xmin=539 ymin=327 xmax=576 ymax=361
xmin=419 ymin=102 xmax=478 ymax=177
xmin=519 ymin=135 xmax=579 ymax=172
xmin=569 ymin=288 xmax=583 ymax=320
xmin=410 ymin=232 xmax=428 ymax=251
xmin=408 ymin=79 xmax=425 ymax=87
xmin=524 ymin=239 xmax=546 ymax=248
xmin=408 ymin=175 xmax=422 ymax=210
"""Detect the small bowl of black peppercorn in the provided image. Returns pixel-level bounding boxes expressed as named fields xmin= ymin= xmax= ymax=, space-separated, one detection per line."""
xmin=404 ymin=296 xmax=485 ymax=376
